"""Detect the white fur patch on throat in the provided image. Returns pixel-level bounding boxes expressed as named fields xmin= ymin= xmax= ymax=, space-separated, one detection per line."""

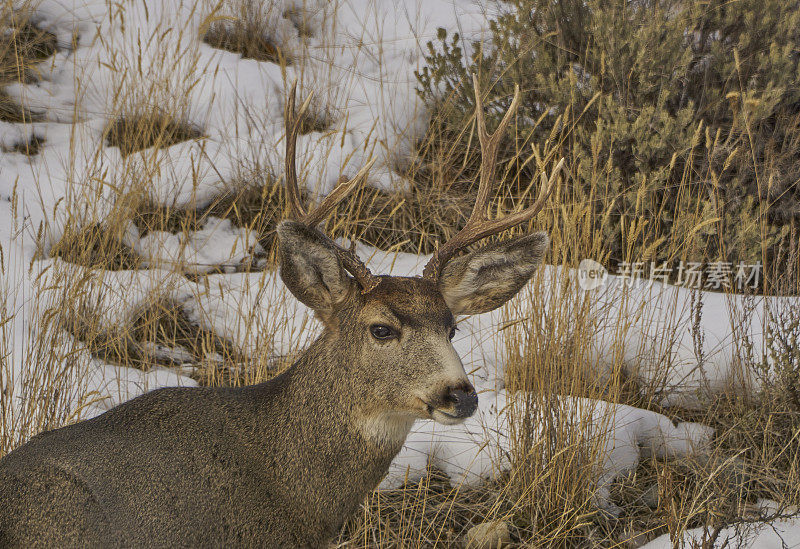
xmin=357 ymin=412 xmax=415 ymax=447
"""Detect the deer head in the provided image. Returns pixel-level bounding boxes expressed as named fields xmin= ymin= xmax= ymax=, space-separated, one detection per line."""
xmin=276 ymin=79 xmax=562 ymax=435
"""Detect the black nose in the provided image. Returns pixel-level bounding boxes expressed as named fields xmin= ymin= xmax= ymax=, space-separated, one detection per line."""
xmin=447 ymin=386 xmax=478 ymax=418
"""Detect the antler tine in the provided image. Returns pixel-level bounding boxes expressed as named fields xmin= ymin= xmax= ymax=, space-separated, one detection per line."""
xmin=304 ymin=158 xmax=377 ymax=227
xmin=422 ymin=74 xmax=562 ymax=281
xmin=472 ymin=73 xmax=522 ymax=217
xmin=284 ymin=82 xmax=314 ymax=221
xmin=305 ymin=158 xmax=382 ymax=294
xmin=282 ymin=82 xmax=381 ymax=293
xmin=463 ymin=156 xmax=563 ymax=242
xmin=323 ymin=160 xmax=382 ymax=293
xmin=284 ymin=82 xmax=376 ymax=227
xmin=422 ymin=159 xmax=563 ymax=280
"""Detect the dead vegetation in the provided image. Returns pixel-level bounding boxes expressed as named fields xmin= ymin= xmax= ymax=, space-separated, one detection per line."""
xmin=0 ymin=20 xmax=57 ymax=81
xmin=0 ymin=7 xmax=56 ymax=122
xmin=2 ymin=132 xmax=45 ymax=155
xmin=203 ymin=20 xmax=288 ymax=64
xmin=104 ymin=114 xmax=204 ymax=157
xmin=202 ymin=0 xmax=292 ymax=64
xmin=336 ymin=471 xmax=522 ymax=547
xmin=49 ymin=223 xmax=141 ymax=270
xmin=0 ymin=89 xmax=33 ymax=122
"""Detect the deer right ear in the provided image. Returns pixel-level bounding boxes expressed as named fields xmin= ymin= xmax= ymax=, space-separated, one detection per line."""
xmin=437 ymin=232 xmax=549 ymax=316
xmin=277 ymin=220 xmax=352 ymax=319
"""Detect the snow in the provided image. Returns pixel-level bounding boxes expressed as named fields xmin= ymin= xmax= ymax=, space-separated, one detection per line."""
xmin=125 ymin=217 xmax=265 ymax=274
xmin=3 ymin=0 xmax=494 ymax=243
xmin=111 ymin=141 xmax=236 ymax=211
xmin=182 ymin=269 xmax=319 ymax=357
xmin=383 ymin=391 xmax=714 ymax=518
xmin=641 ymin=500 xmax=800 ymax=548
xmin=36 ymin=259 xmax=197 ymax=328
xmin=585 ymin=274 xmax=774 ymax=410
xmin=82 ymin=363 xmax=199 ymax=419
xmin=0 ymin=0 xmax=794 ymax=537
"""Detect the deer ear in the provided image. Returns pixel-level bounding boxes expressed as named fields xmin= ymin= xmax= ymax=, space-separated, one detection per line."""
xmin=437 ymin=232 xmax=549 ymax=316
xmin=277 ymin=221 xmax=352 ymax=319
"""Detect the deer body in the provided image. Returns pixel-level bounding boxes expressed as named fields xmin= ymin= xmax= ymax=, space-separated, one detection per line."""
xmin=0 ymin=80 xmax=560 ymax=547
xmin=0 ymin=338 xmax=407 ymax=547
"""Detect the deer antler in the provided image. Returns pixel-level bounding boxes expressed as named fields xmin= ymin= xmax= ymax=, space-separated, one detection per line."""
xmin=422 ymin=74 xmax=564 ymax=281
xmin=284 ymin=82 xmax=380 ymax=293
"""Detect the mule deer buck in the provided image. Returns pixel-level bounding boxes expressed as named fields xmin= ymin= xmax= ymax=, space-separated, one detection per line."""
xmin=0 ymin=77 xmax=562 ymax=547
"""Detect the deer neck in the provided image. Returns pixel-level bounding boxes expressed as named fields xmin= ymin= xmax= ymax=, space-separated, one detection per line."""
xmin=285 ymin=333 xmax=414 ymax=452
xmin=248 ymin=332 xmax=412 ymax=527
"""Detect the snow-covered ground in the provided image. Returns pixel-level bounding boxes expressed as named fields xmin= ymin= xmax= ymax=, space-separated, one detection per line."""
xmin=2 ymin=0 xmax=799 ymax=544
xmin=642 ymin=500 xmax=800 ymax=548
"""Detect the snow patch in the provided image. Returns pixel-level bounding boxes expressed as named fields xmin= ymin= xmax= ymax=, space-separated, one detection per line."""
xmin=126 ymin=217 xmax=264 ymax=274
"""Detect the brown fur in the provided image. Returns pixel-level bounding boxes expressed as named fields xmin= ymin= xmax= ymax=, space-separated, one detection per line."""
xmin=0 ymin=221 xmax=547 ymax=547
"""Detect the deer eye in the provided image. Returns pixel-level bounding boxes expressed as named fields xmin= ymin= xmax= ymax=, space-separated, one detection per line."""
xmin=449 ymin=326 xmax=458 ymax=340
xmin=370 ymin=325 xmax=395 ymax=340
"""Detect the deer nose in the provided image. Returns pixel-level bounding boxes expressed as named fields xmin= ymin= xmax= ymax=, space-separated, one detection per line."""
xmin=446 ymin=384 xmax=478 ymax=418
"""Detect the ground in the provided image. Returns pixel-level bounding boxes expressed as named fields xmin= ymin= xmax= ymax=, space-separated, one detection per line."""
xmin=1 ymin=0 xmax=800 ymax=546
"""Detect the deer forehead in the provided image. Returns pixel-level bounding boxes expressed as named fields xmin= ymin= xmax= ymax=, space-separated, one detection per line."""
xmin=358 ymin=276 xmax=454 ymax=329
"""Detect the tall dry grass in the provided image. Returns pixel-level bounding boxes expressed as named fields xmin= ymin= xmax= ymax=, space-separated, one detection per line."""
xmin=0 ymin=2 xmax=54 ymax=122
xmin=1 ymin=0 xmax=800 ymax=547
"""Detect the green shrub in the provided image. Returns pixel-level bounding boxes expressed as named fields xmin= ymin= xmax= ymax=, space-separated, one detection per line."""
xmin=416 ymin=0 xmax=800 ymax=276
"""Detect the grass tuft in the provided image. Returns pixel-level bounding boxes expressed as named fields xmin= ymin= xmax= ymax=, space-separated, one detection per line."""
xmin=0 ymin=89 xmax=29 ymax=121
xmin=203 ymin=20 xmax=289 ymax=64
xmin=201 ymin=0 xmax=294 ymax=64
xmin=337 ymin=471 xmax=518 ymax=548
xmin=49 ymin=223 xmax=140 ymax=271
xmin=104 ymin=114 xmax=204 ymax=157
xmin=0 ymin=8 xmax=57 ymax=122
xmin=0 ymin=18 xmax=57 ymax=81
xmin=2 ymin=132 xmax=44 ymax=155
xmin=282 ymin=6 xmax=314 ymax=38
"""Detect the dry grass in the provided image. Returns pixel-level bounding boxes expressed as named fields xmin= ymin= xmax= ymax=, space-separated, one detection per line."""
xmin=2 ymin=0 xmax=800 ymax=547
xmin=0 ymin=89 xmax=30 ymax=122
xmin=336 ymin=472 xmax=524 ymax=547
xmin=202 ymin=0 xmax=293 ymax=64
xmin=200 ymin=0 xmax=340 ymax=133
xmin=0 ymin=4 xmax=56 ymax=122
xmin=0 ymin=19 xmax=56 ymax=81
xmin=134 ymin=172 xmax=286 ymax=255
xmin=104 ymin=114 xmax=204 ymax=157
xmin=1 ymin=132 xmax=45 ymax=155
xmin=204 ymin=22 xmax=288 ymax=65
xmin=49 ymin=223 xmax=141 ymax=270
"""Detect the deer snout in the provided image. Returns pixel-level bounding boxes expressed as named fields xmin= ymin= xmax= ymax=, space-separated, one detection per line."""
xmin=420 ymin=381 xmax=478 ymax=425
xmin=445 ymin=383 xmax=478 ymax=418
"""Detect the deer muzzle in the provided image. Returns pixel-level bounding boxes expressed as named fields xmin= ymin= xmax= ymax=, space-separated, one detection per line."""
xmin=445 ymin=384 xmax=478 ymax=418
xmin=425 ymin=382 xmax=478 ymax=424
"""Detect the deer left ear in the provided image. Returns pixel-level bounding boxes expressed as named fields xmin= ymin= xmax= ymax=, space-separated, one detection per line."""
xmin=437 ymin=232 xmax=549 ymax=316
xmin=277 ymin=220 xmax=352 ymax=322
